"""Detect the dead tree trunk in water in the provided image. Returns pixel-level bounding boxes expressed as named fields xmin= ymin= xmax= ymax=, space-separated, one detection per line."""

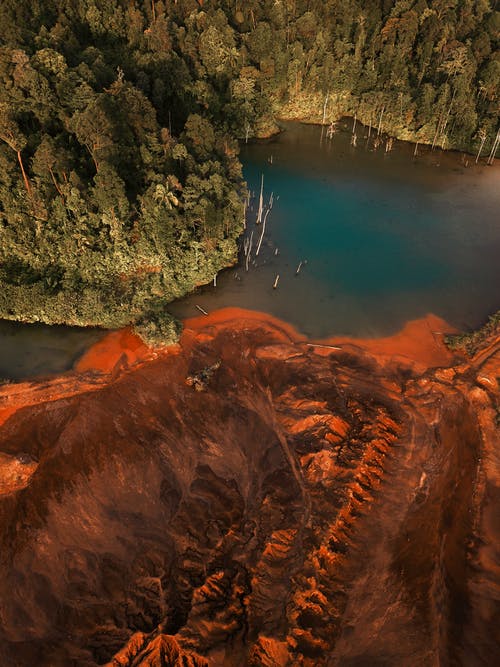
xmin=256 ymin=174 xmax=264 ymax=224
xmin=244 ymin=230 xmax=254 ymax=271
xmin=256 ymin=193 xmax=273 ymax=257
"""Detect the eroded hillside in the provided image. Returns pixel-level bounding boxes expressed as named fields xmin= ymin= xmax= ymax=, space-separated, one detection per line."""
xmin=0 ymin=310 xmax=498 ymax=665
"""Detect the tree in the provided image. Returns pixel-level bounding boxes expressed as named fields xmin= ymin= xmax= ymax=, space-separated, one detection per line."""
xmin=31 ymin=135 xmax=66 ymax=200
xmin=0 ymin=103 xmax=32 ymax=197
xmin=71 ymin=97 xmax=114 ymax=172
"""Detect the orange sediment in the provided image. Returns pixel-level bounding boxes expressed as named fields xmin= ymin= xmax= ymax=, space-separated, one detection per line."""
xmin=0 ymin=406 xmax=18 ymax=429
xmin=0 ymin=328 xmax=174 ymax=429
xmin=321 ymin=313 xmax=457 ymax=369
xmin=183 ymin=307 xmax=457 ymax=370
xmin=183 ymin=307 xmax=308 ymax=344
xmin=75 ymin=327 xmax=158 ymax=373
xmin=0 ymin=308 xmax=458 ymax=430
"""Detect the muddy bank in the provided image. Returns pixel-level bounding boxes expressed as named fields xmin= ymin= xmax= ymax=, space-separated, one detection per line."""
xmin=0 ymin=309 xmax=498 ymax=666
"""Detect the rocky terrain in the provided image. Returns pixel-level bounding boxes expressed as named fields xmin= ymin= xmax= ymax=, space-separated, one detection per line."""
xmin=0 ymin=309 xmax=498 ymax=666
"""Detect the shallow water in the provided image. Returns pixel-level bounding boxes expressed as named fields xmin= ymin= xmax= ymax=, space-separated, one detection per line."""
xmin=0 ymin=320 xmax=104 ymax=381
xmin=170 ymin=121 xmax=500 ymax=338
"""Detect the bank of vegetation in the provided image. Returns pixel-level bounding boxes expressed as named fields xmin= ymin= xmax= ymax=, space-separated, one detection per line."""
xmin=0 ymin=0 xmax=498 ymax=340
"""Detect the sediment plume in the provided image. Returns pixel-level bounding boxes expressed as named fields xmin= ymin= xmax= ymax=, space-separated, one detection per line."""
xmin=0 ymin=308 xmax=498 ymax=666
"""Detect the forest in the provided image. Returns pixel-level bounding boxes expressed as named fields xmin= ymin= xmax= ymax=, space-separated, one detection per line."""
xmin=0 ymin=0 xmax=498 ymax=339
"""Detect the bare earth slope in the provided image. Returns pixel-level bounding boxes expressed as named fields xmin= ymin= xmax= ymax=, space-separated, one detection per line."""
xmin=0 ymin=309 xmax=498 ymax=666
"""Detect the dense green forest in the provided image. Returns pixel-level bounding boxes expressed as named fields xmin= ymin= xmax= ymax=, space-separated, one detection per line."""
xmin=0 ymin=0 xmax=498 ymax=339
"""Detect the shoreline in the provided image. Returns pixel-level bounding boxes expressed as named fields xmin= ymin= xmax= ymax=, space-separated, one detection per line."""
xmin=0 ymin=307 xmax=460 ymax=432
xmin=255 ymin=114 xmax=499 ymax=165
xmin=0 ymin=122 xmax=497 ymax=352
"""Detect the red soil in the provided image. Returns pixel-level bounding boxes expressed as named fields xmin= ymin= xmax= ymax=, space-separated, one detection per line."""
xmin=183 ymin=307 xmax=456 ymax=369
xmin=75 ymin=327 xmax=159 ymax=373
xmin=0 ymin=308 xmax=497 ymax=666
xmin=322 ymin=312 xmax=457 ymax=368
xmin=0 ymin=309 xmax=458 ymax=432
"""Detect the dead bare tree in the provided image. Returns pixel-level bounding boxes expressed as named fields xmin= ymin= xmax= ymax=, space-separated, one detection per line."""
xmin=256 ymin=193 xmax=273 ymax=257
xmin=475 ymin=128 xmax=487 ymax=163
xmin=256 ymin=173 xmax=264 ymax=224
xmin=487 ymin=128 xmax=500 ymax=165
xmin=322 ymin=93 xmax=329 ymax=125
xmin=244 ymin=230 xmax=254 ymax=271
xmin=377 ymin=106 xmax=385 ymax=138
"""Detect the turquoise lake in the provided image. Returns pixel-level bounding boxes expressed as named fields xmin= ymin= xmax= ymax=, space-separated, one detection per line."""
xmin=171 ymin=121 xmax=500 ymax=338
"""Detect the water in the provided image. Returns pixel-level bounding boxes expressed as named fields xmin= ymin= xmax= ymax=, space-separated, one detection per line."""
xmin=0 ymin=320 xmax=104 ymax=381
xmin=170 ymin=121 xmax=500 ymax=338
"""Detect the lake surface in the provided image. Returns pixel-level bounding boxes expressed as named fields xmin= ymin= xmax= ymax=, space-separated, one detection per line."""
xmin=1 ymin=120 xmax=499 ymax=379
xmin=170 ymin=121 xmax=500 ymax=338
xmin=0 ymin=320 xmax=104 ymax=382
